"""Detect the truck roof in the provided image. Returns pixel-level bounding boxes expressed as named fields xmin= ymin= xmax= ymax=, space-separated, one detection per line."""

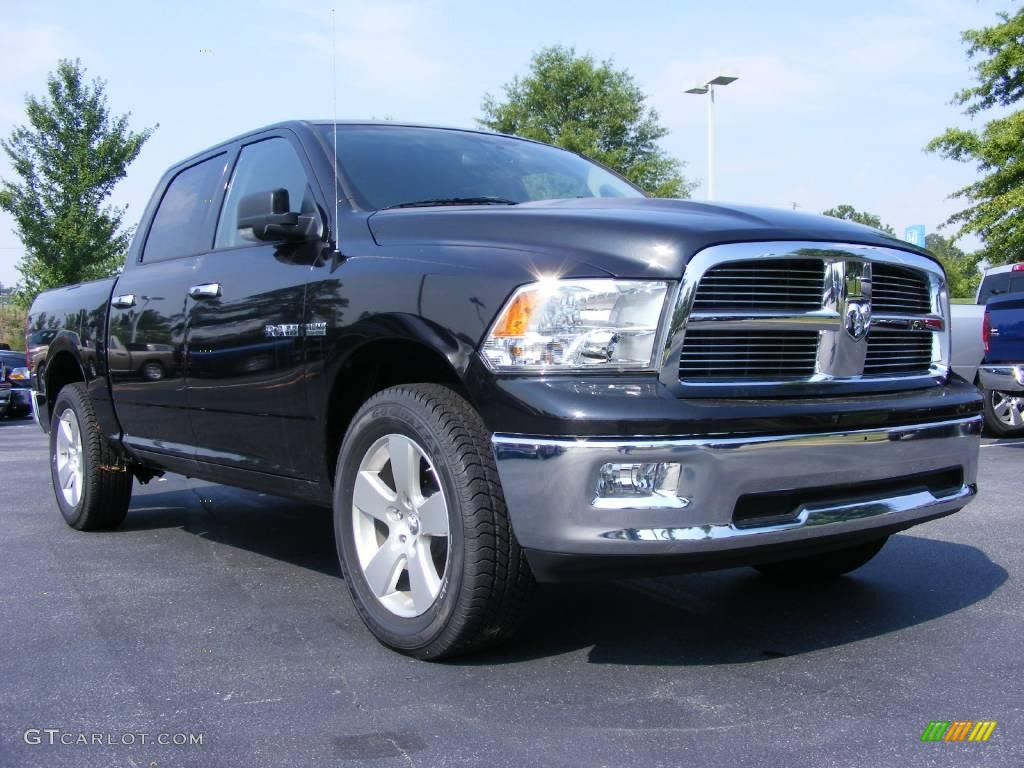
xmin=168 ymin=120 xmax=540 ymax=173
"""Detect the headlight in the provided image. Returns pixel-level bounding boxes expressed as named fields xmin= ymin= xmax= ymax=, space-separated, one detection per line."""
xmin=481 ymin=279 xmax=670 ymax=372
xmin=9 ymin=367 xmax=29 ymax=381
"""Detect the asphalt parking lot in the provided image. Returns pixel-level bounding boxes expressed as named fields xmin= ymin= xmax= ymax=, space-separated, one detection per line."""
xmin=0 ymin=417 xmax=1021 ymax=768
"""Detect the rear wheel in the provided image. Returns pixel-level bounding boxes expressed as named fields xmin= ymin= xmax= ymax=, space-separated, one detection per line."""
xmin=141 ymin=361 xmax=165 ymax=381
xmin=753 ymin=536 xmax=888 ymax=580
xmin=334 ymin=384 xmax=533 ymax=660
xmin=982 ymin=389 xmax=1024 ymax=437
xmin=49 ymin=383 xmax=133 ymax=531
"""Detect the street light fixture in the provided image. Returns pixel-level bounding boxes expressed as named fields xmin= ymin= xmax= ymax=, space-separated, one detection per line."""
xmin=685 ymin=75 xmax=738 ymax=201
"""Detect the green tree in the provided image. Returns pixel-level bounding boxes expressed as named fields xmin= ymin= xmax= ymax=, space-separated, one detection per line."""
xmin=479 ymin=45 xmax=694 ymax=198
xmin=0 ymin=59 xmax=155 ymax=308
xmin=926 ymin=9 xmax=1024 ymax=267
xmin=925 ymin=232 xmax=982 ymax=299
xmin=822 ymin=204 xmax=896 ymax=234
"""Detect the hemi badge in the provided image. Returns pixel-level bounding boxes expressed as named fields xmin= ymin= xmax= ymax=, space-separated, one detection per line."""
xmin=305 ymin=322 xmax=327 ymax=337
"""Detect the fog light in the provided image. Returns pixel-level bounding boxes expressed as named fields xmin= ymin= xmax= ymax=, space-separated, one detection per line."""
xmin=594 ymin=462 xmax=684 ymax=508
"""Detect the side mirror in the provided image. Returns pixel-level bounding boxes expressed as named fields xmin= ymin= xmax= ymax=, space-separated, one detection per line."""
xmin=237 ymin=188 xmax=318 ymax=242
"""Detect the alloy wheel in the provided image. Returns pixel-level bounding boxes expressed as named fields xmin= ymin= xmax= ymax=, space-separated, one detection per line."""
xmin=55 ymin=408 xmax=85 ymax=507
xmin=351 ymin=434 xmax=450 ymax=618
xmin=991 ymin=390 xmax=1024 ymax=428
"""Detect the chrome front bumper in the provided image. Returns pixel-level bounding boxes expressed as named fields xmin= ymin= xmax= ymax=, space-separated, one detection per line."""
xmin=492 ymin=417 xmax=981 ymax=574
xmin=979 ymin=364 xmax=1024 ymax=392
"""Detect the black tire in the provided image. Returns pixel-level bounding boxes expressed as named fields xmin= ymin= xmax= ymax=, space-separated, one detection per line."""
xmin=753 ymin=536 xmax=888 ymax=580
xmin=49 ymin=383 xmax=133 ymax=531
xmin=334 ymin=384 xmax=533 ymax=660
xmin=982 ymin=388 xmax=1024 ymax=437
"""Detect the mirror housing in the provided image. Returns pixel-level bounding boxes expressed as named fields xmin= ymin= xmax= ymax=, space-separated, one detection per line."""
xmin=237 ymin=188 xmax=318 ymax=242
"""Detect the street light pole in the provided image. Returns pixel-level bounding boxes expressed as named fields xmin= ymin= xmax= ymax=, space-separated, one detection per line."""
xmin=686 ymin=75 xmax=737 ymax=201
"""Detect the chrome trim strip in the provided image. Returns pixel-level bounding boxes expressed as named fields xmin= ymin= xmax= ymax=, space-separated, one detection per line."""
xmin=686 ymin=309 xmax=841 ymax=331
xmin=600 ymin=485 xmax=975 ymax=543
xmin=492 ymin=415 xmax=980 ymax=452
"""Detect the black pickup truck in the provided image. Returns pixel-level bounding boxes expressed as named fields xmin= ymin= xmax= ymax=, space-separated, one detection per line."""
xmin=28 ymin=121 xmax=983 ymax=659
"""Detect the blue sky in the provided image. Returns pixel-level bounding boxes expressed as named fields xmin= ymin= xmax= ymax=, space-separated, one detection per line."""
xmin=0 ymin=0 xmax=1006 ymax=288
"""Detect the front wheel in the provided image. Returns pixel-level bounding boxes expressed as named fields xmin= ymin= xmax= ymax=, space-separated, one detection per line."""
xmin=982 ymin=389 xmax=1024 ymax=437
xmin=334 ymin=384 xmax=533 ymax=660
xmin=49 ymin=383 xmax=133 ymax=530
xmin=753 ymin=536 xmax=888 ymax=580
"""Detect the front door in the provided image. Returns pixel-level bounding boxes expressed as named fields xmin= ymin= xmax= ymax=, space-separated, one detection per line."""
xmin=184 ymin=134 xmax=324 ymax=479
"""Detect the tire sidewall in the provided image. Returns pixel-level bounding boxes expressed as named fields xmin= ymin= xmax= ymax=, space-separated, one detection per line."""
xmin=334 ymin=396 xmax=467 ymax=652
xmin=49 ymin=388 xmax=90 ymax=528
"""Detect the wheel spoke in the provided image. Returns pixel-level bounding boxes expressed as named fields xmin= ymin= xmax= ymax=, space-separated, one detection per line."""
xmin=353 ymin=470 xmax=396 ymax=524
xmin=67 ymin=415 xmax=80 ymax=445
xmin=362 ymin=541 xmax=403 ymax=598
xmin=1009 ymin=400 xmax=1024 ymax=427
xmin=387 ymin=434 xmax=419 ymax=500
xmin=408 ymin=540 xmax=441 ymax=613
xmin=60 ymin=418 xmax=74 ymax=446
xmin=68 ymin=473 xmax=79 ymax=506
xmin=416 ymin=492 xmax=449 ymax=537
xmin=58 ymin=462 xmax=73 ymax=488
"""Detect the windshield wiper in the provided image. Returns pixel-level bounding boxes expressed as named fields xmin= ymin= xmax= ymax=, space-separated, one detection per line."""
xmin=384 ymin=196 xmax=519 ymax=209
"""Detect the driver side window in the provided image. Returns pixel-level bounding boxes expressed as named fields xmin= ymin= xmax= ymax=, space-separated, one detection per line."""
xmin=214 ymin=138 xmax=316 ymax=249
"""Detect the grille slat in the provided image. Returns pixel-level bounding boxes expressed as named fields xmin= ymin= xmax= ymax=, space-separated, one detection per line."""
xmin=692 ymin=259 xmax=826 ymax=312
xmin=872 ymin=264 xmax=931 ymax=314
xmin=679 ymin=330 xmax=819 ymax=380
xmin=864 ymin=330 xmax=932 ymax=376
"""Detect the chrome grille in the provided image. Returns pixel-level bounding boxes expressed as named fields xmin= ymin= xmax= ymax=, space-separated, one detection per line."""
xmin=669 ymin=242 xmax=948 ymax=390
xmin=693 ymin=259 xmax=826 ymax=311
xmin=864 ymin=330 xmax=933 ymax=375
xmin=678 ymin=330 xmax=818 ymax=379
xmin=872 ymin=263 xmax=931 ymax=314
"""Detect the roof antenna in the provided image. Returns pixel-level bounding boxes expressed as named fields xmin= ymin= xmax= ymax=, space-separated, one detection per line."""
xmin=331 ymin=7 xmax=341 ymax=262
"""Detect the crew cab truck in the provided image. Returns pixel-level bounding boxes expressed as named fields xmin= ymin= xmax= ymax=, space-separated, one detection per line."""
xmin=29 ymin=121 xmax=983 ymax=659
xmin=980 ymin=292 xmax=1024 ymax=435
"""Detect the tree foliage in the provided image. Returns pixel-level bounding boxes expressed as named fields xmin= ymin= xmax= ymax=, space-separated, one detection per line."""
xmin=0 ymin=59 xmax=155 ymax=308
xmin=479 ymin=46 xmax=694 ymax=198
xmin=926 ymin=9 xmax=1024 ymax=267
xmin=926 ymin=232 xmax=982 ymax=299
xmin=822 ymin=204 xmax=896 ymax=234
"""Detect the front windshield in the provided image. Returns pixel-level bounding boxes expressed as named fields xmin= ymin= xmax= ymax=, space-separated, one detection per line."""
xmin=320 ymin=125 xmax=645 ymax=210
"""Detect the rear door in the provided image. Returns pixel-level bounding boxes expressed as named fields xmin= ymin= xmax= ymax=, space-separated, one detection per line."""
xmin=109 ymin=152 xmax=230 ymax=457
xmin=184 ymin=132 xmax=324 ymax=479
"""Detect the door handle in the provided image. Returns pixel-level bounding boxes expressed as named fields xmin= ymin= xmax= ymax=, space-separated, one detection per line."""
xmin=189 ymin=283 xmax=222 ymax=299
xmin=111 ymin=294 xmax=136 ymax=309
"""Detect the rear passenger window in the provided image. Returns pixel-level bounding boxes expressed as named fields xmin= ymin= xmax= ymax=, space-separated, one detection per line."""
xmin=978 ymin=274 xmax=1010 ymax=304
xmin=143 ymin=154 xmax=227 ymax=263
xmin=214 ymin=138 xmax=317 ymax=249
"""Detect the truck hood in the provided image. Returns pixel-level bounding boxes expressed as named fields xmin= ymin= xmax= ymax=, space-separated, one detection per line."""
xmin=367 ymin=198 xmax=928 ymax=278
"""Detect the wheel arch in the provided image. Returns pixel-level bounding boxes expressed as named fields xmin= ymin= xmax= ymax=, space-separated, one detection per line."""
xmin=43 ymin=348 xmax=87 ymax=424
xmin=323 ymin=335 xmax=470 ymax=487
